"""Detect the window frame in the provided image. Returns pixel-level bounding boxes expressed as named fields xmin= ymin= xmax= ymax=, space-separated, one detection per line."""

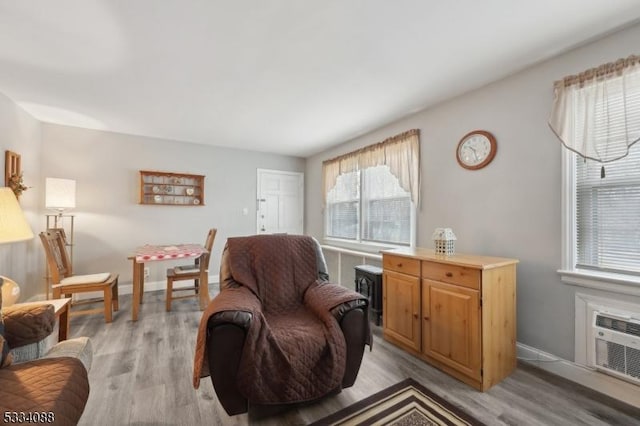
xmin=559 ymin=148 xmax=640 ymax=296
xmin=324 ymin=168 xmax=416 ymax=251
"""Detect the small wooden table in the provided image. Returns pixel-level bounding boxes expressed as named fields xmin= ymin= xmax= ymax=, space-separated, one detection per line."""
xmin=128 ymin=244 xmax=209 ymax=321
xmin=13 ymin=298 xmax=71 ymax=341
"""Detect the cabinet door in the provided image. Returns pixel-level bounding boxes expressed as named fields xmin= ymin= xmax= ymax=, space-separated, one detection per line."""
xmin=422 ymin=279 xmax=481 ymax=380
xmin=383 ymin=270 xmax=421 ymax=351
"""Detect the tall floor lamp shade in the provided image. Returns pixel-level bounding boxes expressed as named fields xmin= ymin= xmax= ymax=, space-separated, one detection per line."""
xmin=45 ymin=178 xmax=76 ymax=213
xmin=0 ymin=187 xmax=34 ymax=306
xmin=44 ymin=178 xmax=76 ymax=299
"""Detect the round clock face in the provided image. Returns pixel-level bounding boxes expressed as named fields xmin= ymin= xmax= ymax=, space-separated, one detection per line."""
xmin=456 ymin=130 xmax=497 ymax=170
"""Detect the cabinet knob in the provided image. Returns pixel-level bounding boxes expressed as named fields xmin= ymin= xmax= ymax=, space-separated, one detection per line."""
xmin=424 ymin=316 xmax=429 ymax=321
xmin=413 ymin=312 xmax=419 ymax=319
xmin=397 ymin=263 xmax=403 ymax=268
xmin=445 ymin=272 xmax=453 ymax=277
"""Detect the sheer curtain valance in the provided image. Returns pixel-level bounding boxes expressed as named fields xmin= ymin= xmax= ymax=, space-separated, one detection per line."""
xmin=322 ymin=129 xmax=420 ymax=206
xmin=549 ymin=55 xmax=640 ymax=173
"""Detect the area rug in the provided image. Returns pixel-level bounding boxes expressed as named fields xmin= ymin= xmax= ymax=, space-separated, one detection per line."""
xmin=310 ymin=378 xmax=485 ymax=426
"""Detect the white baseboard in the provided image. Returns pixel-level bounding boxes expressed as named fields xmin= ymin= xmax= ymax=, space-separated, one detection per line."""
xmin=517 ymin=342 xmax=640 ymax=408
xmin=114 ymin=273 xmax=219 ymax=297
xmin=26 ymin=274 xmax=219 ymax=302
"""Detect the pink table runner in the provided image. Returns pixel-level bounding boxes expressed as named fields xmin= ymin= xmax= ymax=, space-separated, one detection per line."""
xmin=133 ymin=244 xmax=205 ymax=262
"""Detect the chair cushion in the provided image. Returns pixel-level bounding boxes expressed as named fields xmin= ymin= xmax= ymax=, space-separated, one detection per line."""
xmin=59 ymin=272 xmax=110 ymax=286
xmin=2 ymin=304 xmax=55 ymax=349
xmin=0 ymin=357 xmax=89 ymax=424
xmin=174 ymin=265 xmax=199 ymax=274
xmin=267 ymin=309 xmax=327 ymax=356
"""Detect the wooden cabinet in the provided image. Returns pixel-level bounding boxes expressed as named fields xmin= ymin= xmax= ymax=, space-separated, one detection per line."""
xmin=139 ymin=170 xmax=205 ymax=206
xmin=382 ymin=247 xmax=517 ymax=391
xmin=422 ymin=279 xmax=481 ymax=381
xmin=383 ymin=270 xmax=421 ymax=352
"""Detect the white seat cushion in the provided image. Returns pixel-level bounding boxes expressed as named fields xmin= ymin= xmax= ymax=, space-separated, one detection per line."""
xmin=59 ymin=272 xmax=110 ymax=286
xmin=173 ymin=265 xmax=200 ymax=274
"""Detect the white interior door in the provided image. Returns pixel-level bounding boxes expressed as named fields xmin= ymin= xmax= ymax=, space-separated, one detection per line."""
xmin=257 ymin=169 xmax=304 ymax=234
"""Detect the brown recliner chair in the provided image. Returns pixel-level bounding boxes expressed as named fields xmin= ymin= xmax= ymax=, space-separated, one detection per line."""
xmin=193 ymin=234 xmax=370 ymax=416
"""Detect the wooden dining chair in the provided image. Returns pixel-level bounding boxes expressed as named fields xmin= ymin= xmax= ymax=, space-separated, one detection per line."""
xmin=39 ymin=229 xmax=119 ymax=323
xmin=165 ymin=228 xmax=217 ymax=311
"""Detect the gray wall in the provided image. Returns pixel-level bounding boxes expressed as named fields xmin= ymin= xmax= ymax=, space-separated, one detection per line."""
xmin=306 ymin=23 xmax=640 ymax=361
xmin=0 ymin=92 xmax=43 ymax=301
xmin=38 ymin=124 xmax=305 ymax=292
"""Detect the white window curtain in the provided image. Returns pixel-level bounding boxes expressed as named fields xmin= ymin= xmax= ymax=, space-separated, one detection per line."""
xmin=322 ymin=129 xmax=420 ymax=207
xmin=553 ymin=55 xmax=640 ymax=276
xmin=549 ymin=55 xmax=640 ymax=174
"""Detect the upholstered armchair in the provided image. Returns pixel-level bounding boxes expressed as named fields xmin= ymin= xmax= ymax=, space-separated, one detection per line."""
xmin=193 ymin=235 xmax=370 ymax=416
xmin=0 ymin=288 xmax=92 ymax=425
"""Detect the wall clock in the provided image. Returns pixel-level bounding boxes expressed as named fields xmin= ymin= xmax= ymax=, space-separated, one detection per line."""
xmin=456 ymin=130 xmax=497 ymax=170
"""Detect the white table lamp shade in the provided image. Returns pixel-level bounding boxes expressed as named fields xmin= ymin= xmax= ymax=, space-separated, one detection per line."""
xmin=45 ymin=178 xmax=76 ymax=211
xmin=0 ymin=276 xmax=20 ymax=305
xmin=0 ymin=187 xmax=34 ymax=244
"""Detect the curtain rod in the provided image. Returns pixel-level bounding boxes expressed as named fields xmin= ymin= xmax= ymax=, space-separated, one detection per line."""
xmin=322 ymin=129 xmax=419 ymax=165
xmin=554 ymin=54 xmax=639 ymax=89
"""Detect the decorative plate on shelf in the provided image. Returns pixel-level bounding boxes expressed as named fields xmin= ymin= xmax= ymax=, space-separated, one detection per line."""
xmin=193 ymin=198 xmax=200 ymax=205
xmin=164 ymin=185 xmax=173 ymax=194
xmin=152 ymin=186 xmax=160 ymax=194
xmin=185 ymin=187 xmax=194 ymax=196
xmin=154 ymin=195 xmax=162 ymax=203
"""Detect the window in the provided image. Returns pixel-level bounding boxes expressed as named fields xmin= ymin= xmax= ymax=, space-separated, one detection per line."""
xmin=323 ymin=130 xmax=419 ymax=247
xmin=575 ymin=146 xmax=640 ymax=275
xmin=326 ymin=166 xmax=412 ymax=245
xmin=326 ymin=171 xmax=359 ymax=240
xmin=555 ymin=56 xmax=640 ymax=291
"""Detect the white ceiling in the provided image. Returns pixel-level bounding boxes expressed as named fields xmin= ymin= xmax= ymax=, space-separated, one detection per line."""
xmin=1 ymin=1 xmax=640 ymax=157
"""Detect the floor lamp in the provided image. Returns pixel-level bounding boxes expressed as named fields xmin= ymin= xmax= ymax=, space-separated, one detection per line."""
xmin=0 ymin=187 xmax=34 ymax=306
xmin=44 ymin=177 xmax=76 ymax=299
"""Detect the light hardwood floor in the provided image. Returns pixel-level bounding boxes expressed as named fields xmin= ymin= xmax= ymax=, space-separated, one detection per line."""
xmin=72 ymin=287 xmax=640 ymax=426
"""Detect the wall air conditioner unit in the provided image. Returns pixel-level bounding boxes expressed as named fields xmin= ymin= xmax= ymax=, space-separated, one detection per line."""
xmin=591 ymin=310 xmax=640 ymax=386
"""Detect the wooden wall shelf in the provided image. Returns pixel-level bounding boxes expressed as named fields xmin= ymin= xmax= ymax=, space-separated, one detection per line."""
xmin=139 ymin=170 xmax=205 ymax=206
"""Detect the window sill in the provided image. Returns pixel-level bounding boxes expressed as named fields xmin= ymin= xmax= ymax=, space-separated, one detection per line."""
xmin=320 ymin=245 xmax=383 ymax=261
xmin=322 ymin=238 xmax=406 ymax=257
xmin=558 ymin=269 xmax=640 ymax=297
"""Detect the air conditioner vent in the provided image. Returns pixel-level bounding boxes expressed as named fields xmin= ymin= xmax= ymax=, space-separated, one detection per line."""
xmin=592 ymin=311 xmax=640 ymax=386
xmin=596 ymin=315 xmax=640 ymax=337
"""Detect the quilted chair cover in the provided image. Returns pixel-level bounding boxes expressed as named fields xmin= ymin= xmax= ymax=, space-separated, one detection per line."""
xmin=0 ymin=286 xmax=90 ymax=425
xmin=0 ymin=357 xmax=89 ymax=425
xmin=194 ymin=234 xmax=368 ymax=404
